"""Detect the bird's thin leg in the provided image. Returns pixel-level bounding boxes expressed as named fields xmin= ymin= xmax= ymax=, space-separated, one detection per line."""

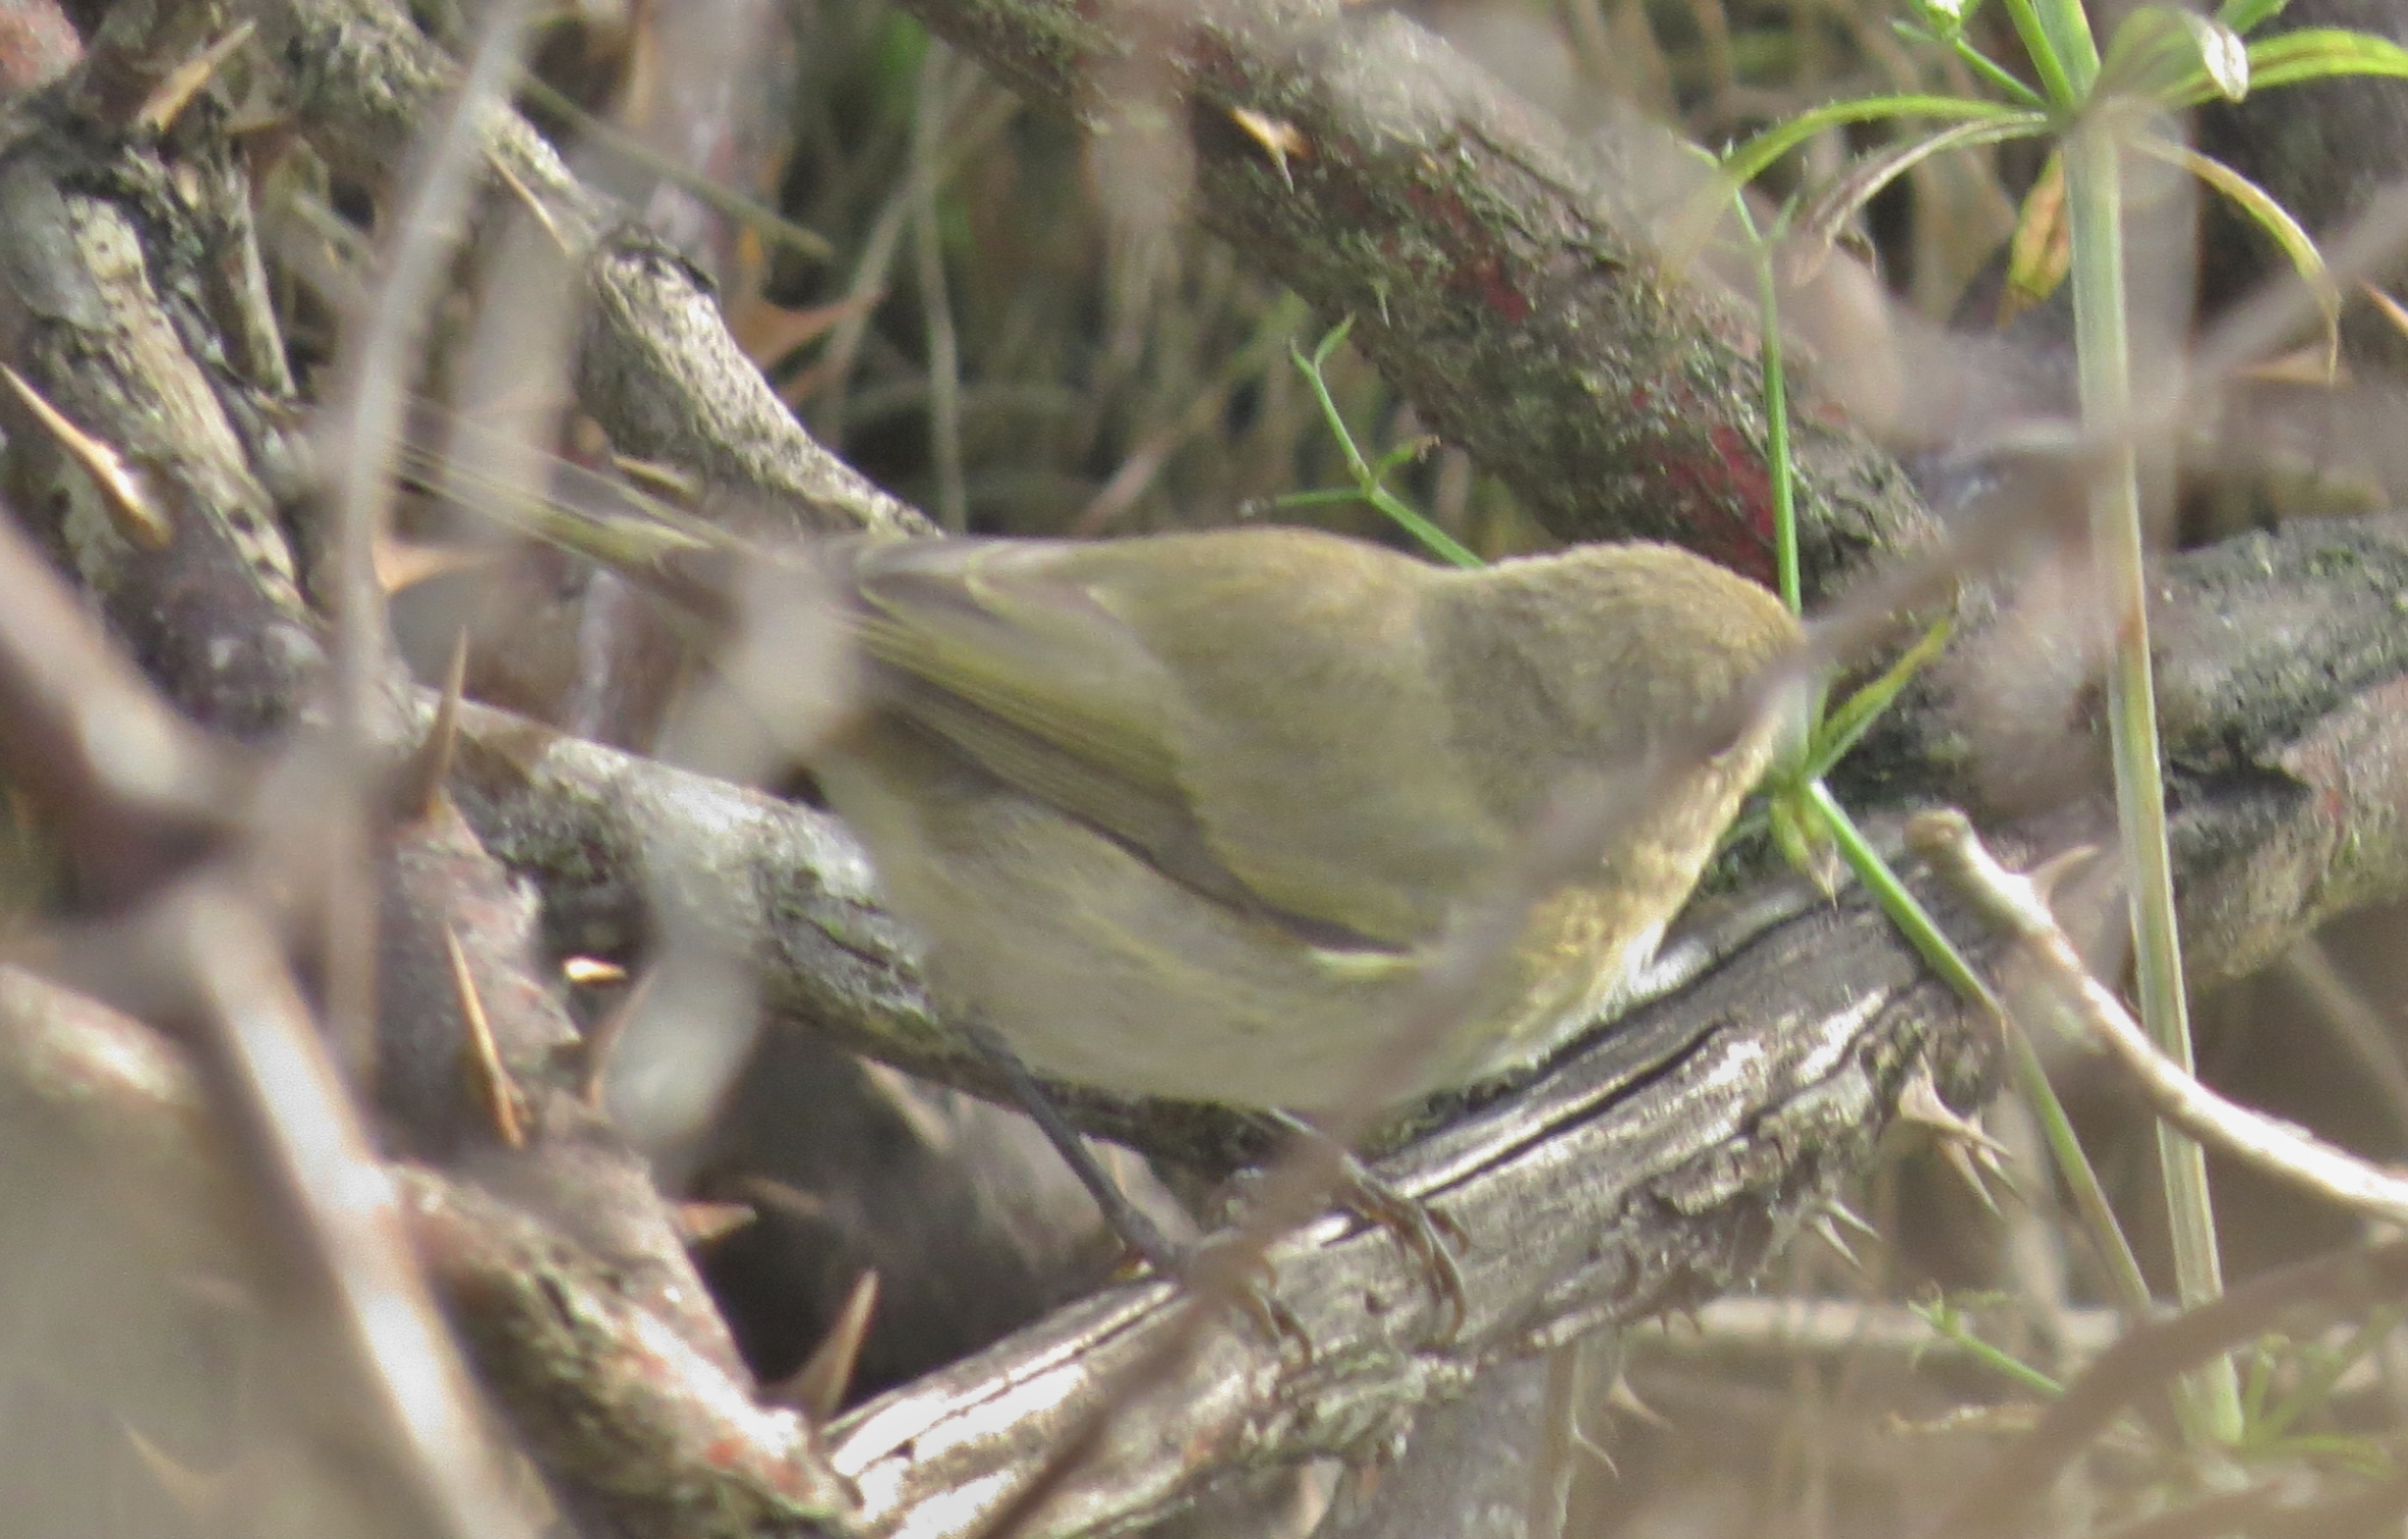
xmin=961 ymin=1022 xmax=1184 ymax=1272
xmin=962 ymin=1023 xmax=1304 ymax=1351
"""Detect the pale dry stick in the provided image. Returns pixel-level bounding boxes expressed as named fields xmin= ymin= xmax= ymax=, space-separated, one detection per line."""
xmin=1631 ymin=1295 xmax=2124 ymax=1366
xmin=1910 ymin=810 xmax=2408 ymax=1230
xmin=313 ymin=0 xmax=537 ymax=1087
xmin=0 ymin=508 xmax=533 ymax=1539
xmin=150 ymin=887 xmax=541 ymax=1539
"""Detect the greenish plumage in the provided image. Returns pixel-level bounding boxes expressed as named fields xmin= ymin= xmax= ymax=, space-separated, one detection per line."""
xmin=421 ymin=436 xmax=1801 ymax=1112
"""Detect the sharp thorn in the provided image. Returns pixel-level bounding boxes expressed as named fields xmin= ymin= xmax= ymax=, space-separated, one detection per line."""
xmin=561 ymin=954 xmax=628 ymax=986
xmin=444 ymin=923 xmax=528 ymax=1148
xmin=1823 ymin=1197 xmax=1880 ymax=1240
xmin=1898 ymin=1069 xmax=2011 ymax=1160
xmin=1 ymin=364 xmax=173 ymax=548
xmin=673 ymin=1200 xmax=757 ymax=1247
xmin=1809 ymin=1212 xmax=1863 ymax=1272
xmin=1938 ymin=1138 xmax=2004 ymax=1218
xmin=1605 ymin=1373 xmax=1670 ymax=1432
xmin=775 ymin=1269 xmax=881 ymax=1423
xmin=392 ymin=629 xmax=469 ymax=822
xmin=132 ymin=21 xmax=258 ymax=134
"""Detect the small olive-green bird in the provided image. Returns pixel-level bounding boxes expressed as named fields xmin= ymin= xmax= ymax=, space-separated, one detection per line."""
xmin=417 ymin=436 xmax=1802 ymax=1115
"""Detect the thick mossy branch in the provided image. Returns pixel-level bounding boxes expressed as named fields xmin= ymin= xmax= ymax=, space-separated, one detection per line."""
xmin=889 ymin=0 xmax=1935 ymax=593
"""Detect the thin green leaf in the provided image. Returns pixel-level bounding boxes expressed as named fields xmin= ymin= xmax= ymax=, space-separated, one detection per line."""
xmin=2218 ymin=0 xmax=2288 ymax=32
xmin=1803 ymin=617 xmax=1954 ymax=781
xmin=1307 ymin=314 xmax=1355 ymax=370
xmin=2240 ymin=1340 xmax=2277 ymax=1428
xmin=2215 ymin=0 xmax=2292 ymax=29
xmin=2244 ymin=26 xmax=2408 ymax=90
xmin=1717 ymin=93 xmax=2029 ymax=192
xmin=1795 ymin=117 xmax=2048 ymax=255
xmin=2132 ymin=138 xmax=2338 ymax=370
xmin=1908 ymin=1298 xmax=2067 ymax=1398
xmin=1673 ymin=94 xmax=2032 ymax=261
xmin=1365 ymin=483 xmax=1482 ymax=568
xmin=1288 ymin=319 xmax=1484 ymax=569
xmin=2254 ymin=1310 xmax=2395 ymax=1443
xmin=1952 ymin=36 xmax=2051 ymax=108
xmin=2009 ymin=0 xmax=2099 ymax=98
xmin=1269 ymin=488 xmax=1372 ymax=509
xmin=1768 ymin=795 xmax=1835 ymax=897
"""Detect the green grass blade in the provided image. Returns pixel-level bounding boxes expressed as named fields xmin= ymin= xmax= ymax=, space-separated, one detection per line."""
xmin=2244 ymin=26 xmax=2408 ymax=89
xmin=2132 ymin=138 xmax=2338 ymax=369
xmin=1795 ymin=118 xmax=2049 ymax=256
xmin=1717 ymin=94 xmax=2030 ymax=193
xmin=2218 ymin=0 xmax=2289 ymax=31
xmin=1803 ymin=618 xmax=1955 ymax=782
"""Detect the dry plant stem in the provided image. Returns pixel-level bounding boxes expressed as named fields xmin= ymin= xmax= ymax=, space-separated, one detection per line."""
xmin=398 ymin=1166 xmax=858 ymax=1536
xmin=888 ymin=0 xmax=1932 ymax=591
xmin=0 ymin=0 xmax=750 ymax=1393
xmin=1914 ymin=810 xmax=2408 ymax=1228
xmin=142 ymin=885 xmax=539 ymax=1539
xmin=251 ymin=0 xmax=932 ymax=541
xmin=1940 ymin=1238 xmax=2408 ymax=1539
xmin=0 ymin=967 xmax=859 ymax=1539
xmin=316 ymin=0 xmax=533 ymax=1092
xmin=1630 ymin=1295 xmax=2125 ymax=1366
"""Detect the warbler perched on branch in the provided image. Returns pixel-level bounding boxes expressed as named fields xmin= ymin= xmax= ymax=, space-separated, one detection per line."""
xmin=411 ymin=427 xmax=1802 ymax=1115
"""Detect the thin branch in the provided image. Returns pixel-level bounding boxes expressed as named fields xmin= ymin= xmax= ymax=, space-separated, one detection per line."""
xmin=1914 ymin=809 xmax=2408 ymax=1229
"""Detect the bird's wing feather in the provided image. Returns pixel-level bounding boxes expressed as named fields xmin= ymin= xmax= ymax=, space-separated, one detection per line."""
xmin=849 ymin=532 xmax=1503 ymax=947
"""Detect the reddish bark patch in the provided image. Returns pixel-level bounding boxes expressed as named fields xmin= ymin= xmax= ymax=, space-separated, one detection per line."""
xmin=1652 ymin=420 xmax=1779 ymax=586
xmin=1458 ymin=252 xmax=1530 ymax=322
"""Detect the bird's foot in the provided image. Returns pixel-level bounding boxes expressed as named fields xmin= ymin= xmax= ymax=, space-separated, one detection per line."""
xmin=1254 ymin=1112 xmax=1469 ymax=1343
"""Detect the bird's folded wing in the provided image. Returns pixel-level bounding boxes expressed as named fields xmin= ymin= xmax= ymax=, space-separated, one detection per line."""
xmin=848 ymin=536 xmax=1503 ymax=949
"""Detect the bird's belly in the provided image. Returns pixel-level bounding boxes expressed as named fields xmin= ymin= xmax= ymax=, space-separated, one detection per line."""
xmin=821 ymin=754 xmax=1669 ymax=1112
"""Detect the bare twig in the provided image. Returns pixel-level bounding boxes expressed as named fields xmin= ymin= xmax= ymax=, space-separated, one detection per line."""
xmin=1913 ymin=809 xmax=2408 ymax=1230
xmin=134 ymin=884 xmax=536 ymax=1539
xmin=0 ymin=964 xmax=856 ymax=1538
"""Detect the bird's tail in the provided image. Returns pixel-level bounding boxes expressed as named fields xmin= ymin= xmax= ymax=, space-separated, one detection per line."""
xmin=393 ymin=398 xmax=765 ymax=632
